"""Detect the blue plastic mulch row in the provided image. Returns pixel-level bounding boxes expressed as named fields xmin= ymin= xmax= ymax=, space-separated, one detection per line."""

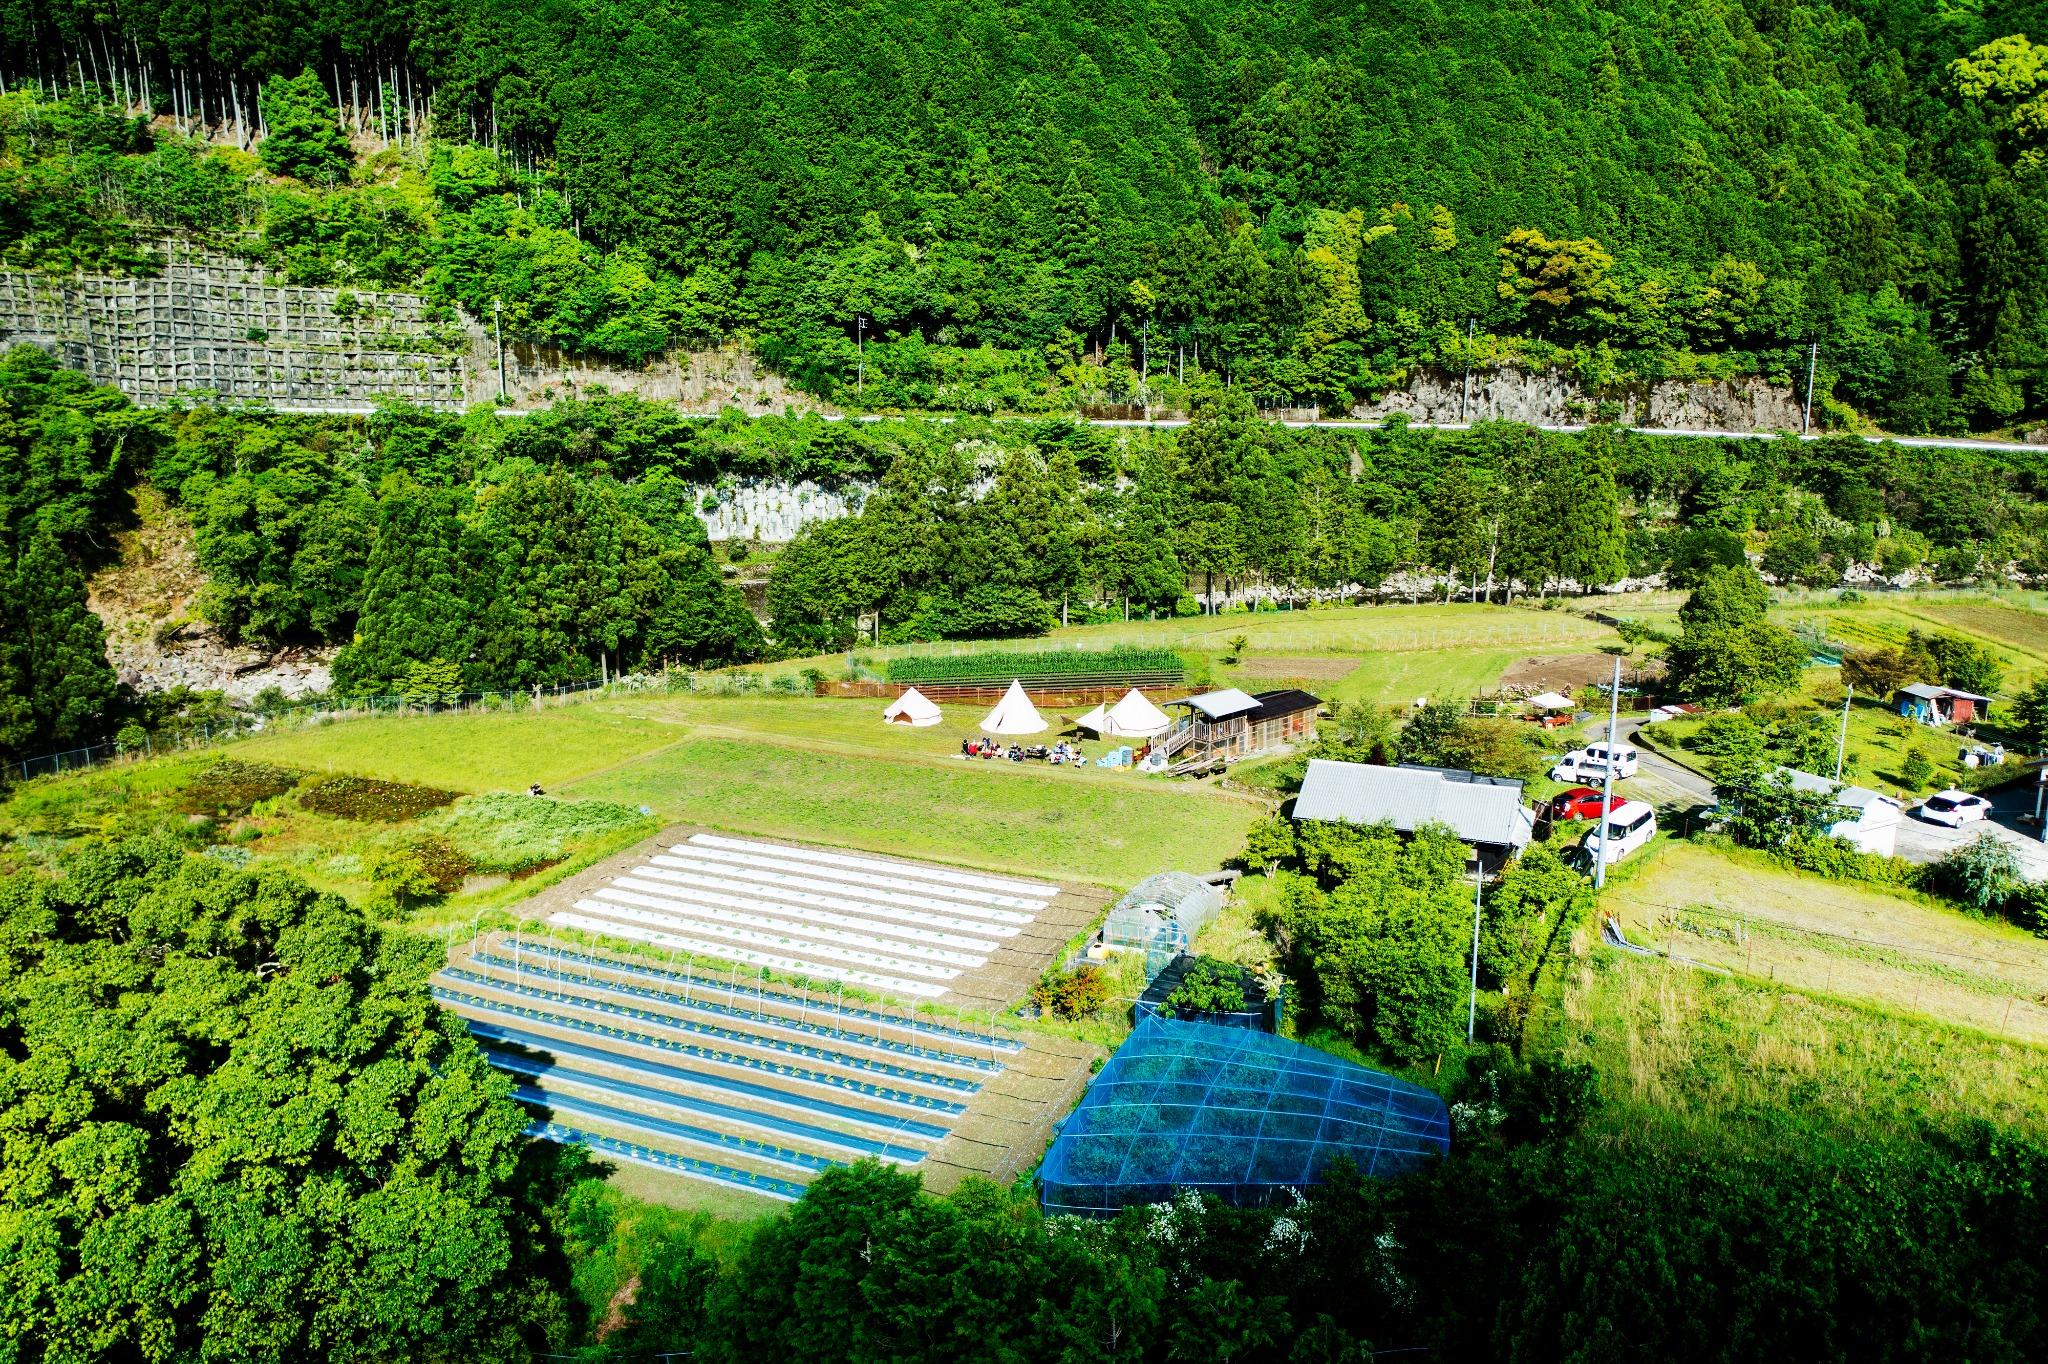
xmin=525 ymin=1119 xmax=810 ymax=1202
xmin=494 ymin=1048 xmax=931 ymax=1163
xmin=506 ymin=1078 xmax=833 ymax=1175
xmin=457 ymin=1009 xmax=949 ymax=1148
xmin=436 ymin=985 xmax=966 ymax=1116
xmin=448 ymin=962 xmax=982 ymax=1093
xmin=498 ymin=939 xmax=1025 ymax=1054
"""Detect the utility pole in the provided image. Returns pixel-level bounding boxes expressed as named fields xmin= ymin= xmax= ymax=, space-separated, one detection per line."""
xmin=493 ymin=298 xmax=507 ymax=403
xmin=1594 ymin=655 xmax=1622 ymax=890
xmin=1461 ymin=317 xmax=1476 ymax=423
xmin=1466 ymin=863 xmax=1483 ymax=1043
xmin=1834 ymin=683 xmax=1853 ymax=781
xmin=1803 ymin=341 xmax=1818 ymax=436
xmin=856 ymin=316 xmax=867 ymax=397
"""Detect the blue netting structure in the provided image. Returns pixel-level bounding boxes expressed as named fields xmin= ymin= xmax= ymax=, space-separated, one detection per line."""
xmin=1040 ymin=1015 xmax=1451 ymax=1215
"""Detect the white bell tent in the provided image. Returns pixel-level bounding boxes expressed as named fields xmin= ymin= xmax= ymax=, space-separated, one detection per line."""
xmin=882 ymin=686 xmax=943 ymax=727
xmin=1104 ymin=688 xmax=1172 ymax=739
xmin=1074 ymin=702 xmax=1112 ymax=735
xmin=978 ymin=680 xmax=1049 ymax=735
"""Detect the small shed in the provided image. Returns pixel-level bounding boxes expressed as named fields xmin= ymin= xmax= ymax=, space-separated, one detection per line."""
xmin=1895 ymin=683 xmax=1992 ymax=726
xmin=1102 ymin=872 xmax=1227 ymax=977
xmin=1244 ymin=689 xmax=1321 ymax=753
xmin=1774 ymin=767 xmax=1906 ymax=856
xmin=1292 ymin=759 xmax=1535 ymax=871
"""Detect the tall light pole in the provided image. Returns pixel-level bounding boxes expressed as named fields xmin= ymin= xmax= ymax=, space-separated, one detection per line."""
xmin=1834 ymin=684 xmax=1853 ymax=781
xmin=1594 ymin=654 xmax=1622 ymax=891
xmin=1803 ymin=341 xmax=1818 ymax=436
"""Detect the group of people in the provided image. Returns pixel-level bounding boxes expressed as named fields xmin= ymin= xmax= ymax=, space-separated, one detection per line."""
xmin=961 ymin=737 xmax=1092 ymax=767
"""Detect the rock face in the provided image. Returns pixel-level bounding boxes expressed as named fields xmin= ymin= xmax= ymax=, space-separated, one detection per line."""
xmin=87 ymin=490 xmax=337 ymax=701
xmin=1350 ymin=367 xmax=1808 ymax=432
xmin=694 ymin=478 xmax=873 ymax=542
xmin=487 ymin=339 xmax=832 ymax=415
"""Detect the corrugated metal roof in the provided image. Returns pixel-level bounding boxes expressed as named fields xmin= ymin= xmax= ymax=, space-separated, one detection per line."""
xmin=1184 ymin=688 xmax=1263 ymax=719
xmin=1294 ymin=759 xmax=1534 ymax=849
xmin=1897 ymin=683 xmax=1946 ymax=700
xmin=1774 ymin=766 xmax=1903 ymax=815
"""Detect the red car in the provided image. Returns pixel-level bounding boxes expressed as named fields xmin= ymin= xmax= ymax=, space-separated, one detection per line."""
xmin=1549 ymin=786 xmax=1625 ymax=822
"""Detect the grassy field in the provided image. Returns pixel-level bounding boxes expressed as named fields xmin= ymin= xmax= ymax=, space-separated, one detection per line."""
xmin=563 ymin=735 xmax=1255 ymax=886
xmin=236 ymin=706 xmax=691 ymax=791
xmin=1598 ymin=841 xmax=2048 ymax=1046
xmin=211 ymin=692 xmax=1262 ymax=888
xmin=1776 ymin=590 xmax=2048 ymax=693
xmin=1554 ymin=948 xmax=2048 ymax=1148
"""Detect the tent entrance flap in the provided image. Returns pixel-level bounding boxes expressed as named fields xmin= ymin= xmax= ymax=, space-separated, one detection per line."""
xmin=978 ymin=680 xmax=1049 ymax=735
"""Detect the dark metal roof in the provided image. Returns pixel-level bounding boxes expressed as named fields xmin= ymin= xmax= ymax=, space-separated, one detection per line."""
xmin=1247 ymin=689 xmax=1321 ymax=721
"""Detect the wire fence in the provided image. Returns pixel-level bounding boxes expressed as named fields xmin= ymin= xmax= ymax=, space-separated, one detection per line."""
xmin=4 ymin=676 xmax=611 ymax=784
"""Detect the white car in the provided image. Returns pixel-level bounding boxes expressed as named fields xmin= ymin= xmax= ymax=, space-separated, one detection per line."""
xmin=1549 ymin=742 xmax=1640 ymax=784
xmin=1917 ymin=790 xmax=1992 ymax=828
xmin=1582 ymin=800 xmax=1657 ymax=865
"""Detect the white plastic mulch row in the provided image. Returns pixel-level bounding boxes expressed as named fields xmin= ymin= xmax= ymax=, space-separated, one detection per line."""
xmin=599 ymin=881 xmax=991 ymax=968
xmin=573 ymin=892 xmax=962 ymax=978
xmin=687 ymin=834 xmax=1060 ymax=903
xmin=641 ymin=860 xmax=1019 ymax=941
xmin=549 ymin=909 xmax=954 ymax=998
xmin=649 ymin=852 xmax=1035 ymax=928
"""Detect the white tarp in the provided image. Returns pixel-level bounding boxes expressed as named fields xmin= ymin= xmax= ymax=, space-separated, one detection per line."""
xmin=1074 ymin=703 xmax=1111 ymax=734
xmin=978 ymin=680 xmax=1049 ymax=735
xmin=1528 ymin=691 xmax=1576 ymax=711
xmin=1105 ymin=688 xmax=1172 ymax=738
xmin=883 ymin=686 xmax=943 ymax=726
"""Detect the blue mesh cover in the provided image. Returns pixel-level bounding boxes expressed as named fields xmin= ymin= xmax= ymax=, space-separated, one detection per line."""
xmin=1040 ymin=1015 xmax=1451 ymax=1215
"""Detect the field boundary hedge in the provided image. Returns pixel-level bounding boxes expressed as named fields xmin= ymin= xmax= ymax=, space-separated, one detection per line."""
xmin=886 ymin=648 xmax=1186 ymax=686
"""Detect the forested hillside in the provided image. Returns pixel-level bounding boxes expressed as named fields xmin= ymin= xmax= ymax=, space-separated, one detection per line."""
xmin=3 ymin=0 xmax=2046 ymax=428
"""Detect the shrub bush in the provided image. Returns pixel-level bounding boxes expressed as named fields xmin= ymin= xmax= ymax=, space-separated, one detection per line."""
xmin=1165 ymin=956 xmax=1248 ymax=1015
xmin=1030 ymin=964 xmax=1110 ymax=1019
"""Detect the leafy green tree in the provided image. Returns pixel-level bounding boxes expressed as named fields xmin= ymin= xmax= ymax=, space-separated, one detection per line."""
xmin=258 ymin=69 xmax=354 ymax=184
xmin=1926 ymin=830 xmax=2023 ymax=910
xmin=0 ymin=843 xmax=563 ymax=1359
xmin=1664 ymin=565 xmax=1807 ymax=704
xmin=1712 ymin=760 xmax=1853 ymax=851
xmin=333 ymin=475 xmax=475 ymax=694
xmin=1481 ymin=844 xmax=1593 ymax=992
xmin=0 ymin=523 xmax=119 ymax=758
xmin=2010 ymin=677 xmax=2048 ymax=746
xmin=1908 ymin=629 xmax=2005 ymax=697
xmin=1901 ymin=746 xmax=1936 ymax=789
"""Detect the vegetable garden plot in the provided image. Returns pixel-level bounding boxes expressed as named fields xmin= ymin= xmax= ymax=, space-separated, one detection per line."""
xmin=547 ymin=833 xmax=1068 ymax=1002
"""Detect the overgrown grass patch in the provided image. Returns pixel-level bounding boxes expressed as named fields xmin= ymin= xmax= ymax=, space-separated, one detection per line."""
xmin=180 ymin=758 xmax=304 ymax=815
xmin=423 ymin=793 xmax=655 ymax=873
xmin=300 ymin=775 xmax=458 ymax=822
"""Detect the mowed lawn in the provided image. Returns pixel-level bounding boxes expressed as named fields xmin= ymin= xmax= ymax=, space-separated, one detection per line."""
xmin=236 ymin=706 xmax=689 ymax=791
xmin=564 ymin=737 xmax=1257 ymax=886
xmin=233 ymin=692 xmax=1262 ymax=887
xmin=1601 ymin=841 xmax=2048 ymax=1045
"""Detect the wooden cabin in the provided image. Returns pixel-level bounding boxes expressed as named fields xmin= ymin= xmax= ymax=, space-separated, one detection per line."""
xmin=1157 ymin=688 xmax=1321 ymax=773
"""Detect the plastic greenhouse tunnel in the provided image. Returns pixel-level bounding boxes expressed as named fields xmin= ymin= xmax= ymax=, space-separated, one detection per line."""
xmin=1039 ymin=1015 xmax=1452 ymax=1216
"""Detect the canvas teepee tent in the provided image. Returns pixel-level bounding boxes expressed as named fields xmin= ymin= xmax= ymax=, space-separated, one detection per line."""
xmin=883 ymin=686 xmax=943 ymax=727
xmin=1104 ymin=688 xmax=1172 ymax=738
xmin=978 ymin=680 xmax=1049 ymax=735
xmin=1074 ymin=702 xmax=1111 ymax=735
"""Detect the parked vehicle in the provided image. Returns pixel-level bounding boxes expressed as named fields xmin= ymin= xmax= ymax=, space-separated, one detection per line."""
xmin=1548 ymin=786 xmax=1626 ymax=822
xmin=1917 ymin=789 xmax=1992 ymax=828
xmin=1549 ymin=742 xmax=1640 ymax=783
xmin=1582 ymin=800 xmax=1657 ymax=864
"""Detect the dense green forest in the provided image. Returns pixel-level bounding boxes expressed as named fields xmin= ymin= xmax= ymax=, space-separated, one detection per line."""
xmin=5 ymin=833 xmax=2046 ymax=1361
xmin=11 ymin=344 xmax=2048 ymax=762
xmin=2 ymin=0 xmax=2047 ymax=428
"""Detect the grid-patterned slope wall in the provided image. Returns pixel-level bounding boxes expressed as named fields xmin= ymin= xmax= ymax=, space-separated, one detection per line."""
xmin=0 ymin=246 xmax=466 ymax=409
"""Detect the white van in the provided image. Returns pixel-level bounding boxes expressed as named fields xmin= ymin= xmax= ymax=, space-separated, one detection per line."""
xmin=1582 ymin=800 xmax=1657 ymax=864
xmin=1549 ymin=742 xmax=1640 ymax=783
